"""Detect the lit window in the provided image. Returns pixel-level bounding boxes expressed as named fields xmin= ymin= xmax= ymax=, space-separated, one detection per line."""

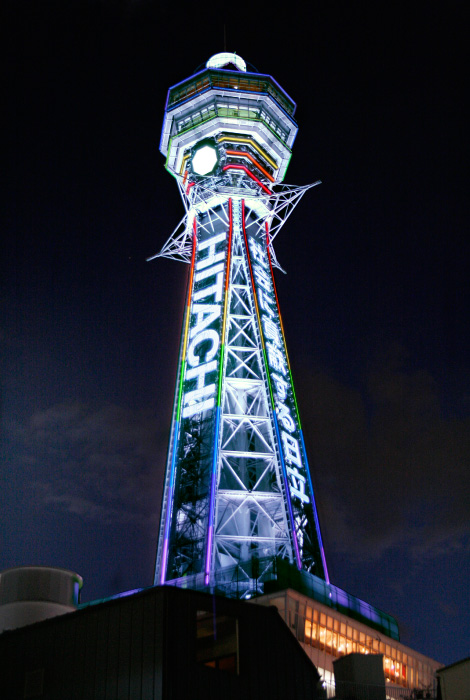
xmin=305 ymin=618 xmax=312 ymax=641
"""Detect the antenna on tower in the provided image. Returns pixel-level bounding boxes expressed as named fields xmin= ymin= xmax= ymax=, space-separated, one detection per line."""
xmin=223 ymin=24 xmax=226 ymax=52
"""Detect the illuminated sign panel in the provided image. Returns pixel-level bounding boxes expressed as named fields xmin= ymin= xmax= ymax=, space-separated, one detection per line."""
xmin=242 ymin=206 xmax=326 ymax=577
xmin=246 ymin=229 xmax=310 ymax=506
xmin=182 ymin=230 xmax=226 ymax=417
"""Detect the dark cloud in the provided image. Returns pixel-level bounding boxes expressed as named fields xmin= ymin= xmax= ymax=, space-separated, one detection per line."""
xmin=5 ymin=402 xmax=166 ymax=527
xmin=4 ymin=354 xmax=468 ymax=571
xmin=297 ymin=346 xmax=470 ymax=563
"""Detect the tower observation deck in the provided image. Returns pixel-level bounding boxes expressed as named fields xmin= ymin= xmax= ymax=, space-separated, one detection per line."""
xmin=152 ymin=53 xmax=329 ymax=598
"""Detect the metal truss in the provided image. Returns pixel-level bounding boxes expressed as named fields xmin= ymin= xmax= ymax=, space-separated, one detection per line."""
xmin=213 ymin=199 xmax=293 ymax=580
xmin=154 ymin=187 xmax=327 ymax=596
xmin=147 ymin=176 xmax=321 ymax=272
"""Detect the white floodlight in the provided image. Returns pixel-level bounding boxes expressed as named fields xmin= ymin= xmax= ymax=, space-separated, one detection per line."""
xmin=192 ymin=145 xmax=218 ymax=176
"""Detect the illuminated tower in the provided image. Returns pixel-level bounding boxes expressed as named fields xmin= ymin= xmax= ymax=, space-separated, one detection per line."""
xmin=152 ymin=53 xmax=328 ymax=597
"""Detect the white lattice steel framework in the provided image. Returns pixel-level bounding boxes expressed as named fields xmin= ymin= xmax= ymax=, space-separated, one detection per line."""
xmin=153 ymin=53 xmax=328 ymax=597
xmin=149 ymin=179 xmax=321 ymax=272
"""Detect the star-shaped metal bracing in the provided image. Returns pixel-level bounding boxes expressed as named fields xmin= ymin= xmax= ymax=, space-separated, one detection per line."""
xmin=147 ymin=176 xmax=321 ymax=273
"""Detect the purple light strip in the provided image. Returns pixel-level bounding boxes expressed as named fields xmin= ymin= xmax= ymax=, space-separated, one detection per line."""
xmin=205 ymin=406 xmax=221 ymax=585
xmin=272 ymin=411 xmax=302 ymax=569
xmin=159 ymin=419 xmax=180 ymax=585
xmin=300 ymin=430 xmax=329 ymax=584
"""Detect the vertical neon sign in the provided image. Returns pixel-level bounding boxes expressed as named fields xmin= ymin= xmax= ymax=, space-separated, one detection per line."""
xmin=243 ymin=205 xmax=328 ymax=580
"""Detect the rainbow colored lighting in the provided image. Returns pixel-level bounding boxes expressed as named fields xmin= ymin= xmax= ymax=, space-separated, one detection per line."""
xmin=222 ymin=164 xmax=272 ymax=194
xmin=217 ymin=136 xmax=279 ymax=170
xmin=225 ymin=150 xmax=275 ymax=182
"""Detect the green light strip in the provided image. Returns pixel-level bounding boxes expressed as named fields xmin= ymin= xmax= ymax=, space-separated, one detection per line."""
xmin=175 ymin=359 xmax=187 ymax=421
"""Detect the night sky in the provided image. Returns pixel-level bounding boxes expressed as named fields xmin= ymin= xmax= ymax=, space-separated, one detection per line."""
xmin=2 ymin=1 xmax=468 ymax=667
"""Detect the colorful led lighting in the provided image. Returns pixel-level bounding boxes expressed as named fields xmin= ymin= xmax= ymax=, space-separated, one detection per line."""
xmin=217 ymin=136 xmax=278 ymax=170
xmin=300 ymin=430 xmax=329 ymax=584
xmin=155 ymin=56 xmax=329 ymax=593
xmin=225 ymin=150 xmax=275 ymax=182
xmin=179 ymin=152 xmax=191 ymax=176
xmin=222 ymin=165 xmax=272 ymax=195
xmin=160 ymin=224 xmax=198 ymax=584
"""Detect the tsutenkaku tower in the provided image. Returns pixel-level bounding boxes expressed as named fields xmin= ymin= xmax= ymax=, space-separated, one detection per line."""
xmin=152 ymin=53 xmax=328 ymax=597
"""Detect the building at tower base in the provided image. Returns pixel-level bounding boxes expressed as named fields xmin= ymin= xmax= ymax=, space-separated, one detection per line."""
xmin=255 ymin=587 xmax=441 ymax=695
xmin=0 ymin=581 xmax=442 ymax=698
xmin=0 ymin=585 xmax=324 ymax=700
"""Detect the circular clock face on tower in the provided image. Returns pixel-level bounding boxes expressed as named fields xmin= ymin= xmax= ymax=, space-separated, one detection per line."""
xmin=191 ymin=144 xmax=218 ymax=176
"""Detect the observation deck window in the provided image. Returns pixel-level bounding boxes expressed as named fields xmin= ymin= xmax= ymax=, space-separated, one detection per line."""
xmin=174 ymin=101 xmax=290 ymax=146
xmin=168 ymin=70 xmax=295 ymax=117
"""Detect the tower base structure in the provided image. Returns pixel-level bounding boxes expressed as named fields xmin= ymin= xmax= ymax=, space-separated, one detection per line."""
xmin=159 ymin=555 xmax=399 ymax=642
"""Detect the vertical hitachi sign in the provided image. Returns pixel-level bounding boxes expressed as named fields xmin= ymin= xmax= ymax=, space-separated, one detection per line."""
xmin=247 ymin=231 xmax=311 ymax=509
xmin=182 ymin=228 xmax=227 ymax=419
